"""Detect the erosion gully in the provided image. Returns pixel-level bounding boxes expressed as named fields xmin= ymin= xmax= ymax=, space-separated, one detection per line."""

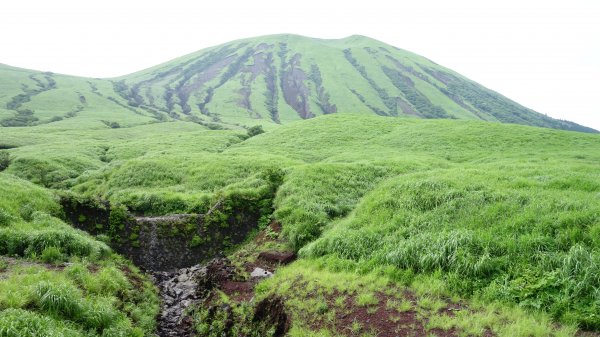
xmin=61 ymin=198 xmax=294 ymax=336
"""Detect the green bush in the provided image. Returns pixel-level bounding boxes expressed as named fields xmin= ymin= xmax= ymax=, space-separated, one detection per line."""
xmin=40 ymin=246 xmax=64 ymax=263
xmin=0 ymin=227 xmax=110 ymax=260
xmin=0 ymin=151 xmax=9 ymax=171
xmin=247 ymin=125 xmax=264 ymax=138
xmin=80 ymin=298 xmax=121 ymax=330
xmin=0 ymin=208 xmax=14 ymax=227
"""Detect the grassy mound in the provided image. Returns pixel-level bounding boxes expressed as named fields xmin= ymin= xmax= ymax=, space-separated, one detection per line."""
xmin=0 ymin=173 xmax=159 ymax=336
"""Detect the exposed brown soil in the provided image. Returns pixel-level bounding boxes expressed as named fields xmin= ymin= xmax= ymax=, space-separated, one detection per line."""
xmin=257 ymin=250 xmax=296 ymax=265
xmin=220 ymin=221 xmax=292 ymax=302
xmin=287 ymin=278 xmax=494 ymax=337
xmin=336 ymin=294 xmax=433 ymax=337
xmin=221 ymin=280 xmax=255 ymax=302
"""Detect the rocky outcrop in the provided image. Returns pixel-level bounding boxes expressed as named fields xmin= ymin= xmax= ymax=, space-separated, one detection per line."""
xmin=152 ymin=258 xmax=242 ymax=337
xmin=60 ymin=196 xmax=264 ymax=271
xmin=153 ymin=264 xmax=204 ymax=337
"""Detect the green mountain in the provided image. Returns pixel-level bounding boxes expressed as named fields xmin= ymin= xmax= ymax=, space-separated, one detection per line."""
xmin=0 ymin=34 xmax=596 ymax=132
xmin=2 ymin=35 xmax=600 ymax=336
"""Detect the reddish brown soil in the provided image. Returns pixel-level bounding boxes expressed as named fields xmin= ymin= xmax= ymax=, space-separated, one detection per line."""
xmin=218 ymin=221 xmax=290 ymax=302
xmin=336 ymin=294 xmax=436 ymax=337
xmin=258 ymin=250 xmax=296 ymax=265
xmin=221 ymin=280 xmax=255 ymax=302
xmin=287 ymin=280 xmax=492 ymax=337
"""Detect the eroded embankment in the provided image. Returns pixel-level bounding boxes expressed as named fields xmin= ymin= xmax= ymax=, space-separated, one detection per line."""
xmin=60 ymin=195 xmax=264 ymax=271
xmin=59 ymin=180 xmax=284 ymax=335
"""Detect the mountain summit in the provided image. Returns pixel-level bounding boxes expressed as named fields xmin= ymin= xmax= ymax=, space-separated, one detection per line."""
xmin=0 ymin=34 xmax=596 ymax=132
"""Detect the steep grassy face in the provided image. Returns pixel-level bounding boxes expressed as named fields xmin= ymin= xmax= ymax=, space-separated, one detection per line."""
xmin=95 ymin=35 xmax=599 ymax=132
xmin=1 ymin=34 xmax=596 ymax=132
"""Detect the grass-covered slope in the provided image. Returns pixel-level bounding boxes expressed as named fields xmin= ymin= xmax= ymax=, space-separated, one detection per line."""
xmin=0 ymin=64 xmax=161 ymax=129
xmin=1 ymin=34 xmax=596 ymax=132
xmin=1 ymin=113 xmax=599 ymax=335
xmin=0 ymin=173 xmax=159 ymax=337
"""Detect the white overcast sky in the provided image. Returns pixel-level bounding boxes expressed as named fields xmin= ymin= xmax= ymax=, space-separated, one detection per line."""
xmin=2 ymin=0 xmax=599 ymax=130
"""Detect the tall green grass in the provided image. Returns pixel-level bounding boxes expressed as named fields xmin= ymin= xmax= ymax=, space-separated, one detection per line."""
xmin=0 ymin=173 xmax=158 ymax=335
xmin=0 ymin=262 xmax=158 ymax=336
xmin=301 ymin=165 xmax=600 ymax=327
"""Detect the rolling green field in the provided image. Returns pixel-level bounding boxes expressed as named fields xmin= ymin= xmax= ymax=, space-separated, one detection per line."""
xmin=1 ymin=34 xmax=599 ymax=336
xmin=1 ymin=112 xmax=599 ymax=336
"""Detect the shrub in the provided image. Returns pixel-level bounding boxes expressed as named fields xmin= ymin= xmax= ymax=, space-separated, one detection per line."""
xmin=0 ymin=208 xmax=14 ymax=227
xmin=40 ymin=246 xmax=63 ymax=263
xmin=247 ymin=125 xmax=265 ymax=138
xmin=0 ymin=151 xmax=9 ymax=171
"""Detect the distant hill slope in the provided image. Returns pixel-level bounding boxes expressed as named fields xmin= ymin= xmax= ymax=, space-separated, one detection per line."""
xmin=0 ymin=34 xmax=596 ymax=132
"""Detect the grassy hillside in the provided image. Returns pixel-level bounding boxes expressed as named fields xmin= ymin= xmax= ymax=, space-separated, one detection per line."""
xmin=0 ymin=64 xmax=160 ymax=129
xmin=1 ymin=34 xmax=596 ymax=133
xmin=0 ymin=173 xmax=159 ymax=337
xmin=1 ymin=113 xmax=599 ymax=335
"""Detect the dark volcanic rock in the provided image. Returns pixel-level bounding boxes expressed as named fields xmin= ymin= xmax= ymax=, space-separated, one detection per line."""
xmin=153 ymin=258 xmax=239 ymax=337
xmin=153 ymin=264 xmax=204 ymax=337
xmin=195 ymin=257 xmax=237 ymax=297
